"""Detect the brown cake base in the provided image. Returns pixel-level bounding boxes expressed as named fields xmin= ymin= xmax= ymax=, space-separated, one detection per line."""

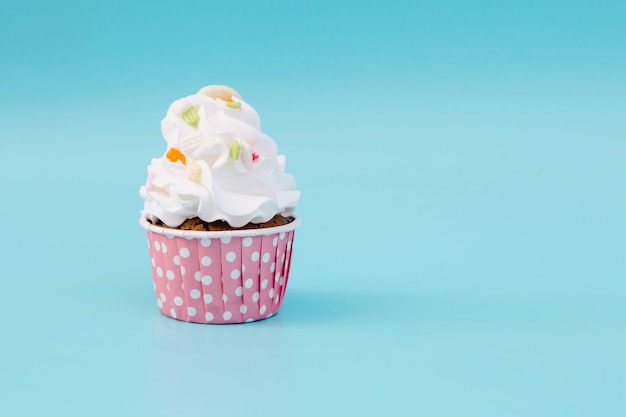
xmin=148 ymin=215 xmax=294 ymax=232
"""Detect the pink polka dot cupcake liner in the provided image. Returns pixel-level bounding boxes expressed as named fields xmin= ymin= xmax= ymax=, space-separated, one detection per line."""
xmin=140 ymin=216 xmax=301 ymax=324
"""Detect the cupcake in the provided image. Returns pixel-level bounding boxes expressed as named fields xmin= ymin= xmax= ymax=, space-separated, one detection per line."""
xmin=139 ymin=85 xmax=301 ymax=324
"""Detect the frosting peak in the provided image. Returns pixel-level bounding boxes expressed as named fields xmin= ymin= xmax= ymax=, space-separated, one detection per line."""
xmin=140 ymin=86 xmax=300 ymax=228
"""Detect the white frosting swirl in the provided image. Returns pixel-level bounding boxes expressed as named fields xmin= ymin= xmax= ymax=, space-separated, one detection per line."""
xmin=139 ymin=91 xmax=300 ymax=228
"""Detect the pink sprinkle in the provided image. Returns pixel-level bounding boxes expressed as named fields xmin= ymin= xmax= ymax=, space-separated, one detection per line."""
xmin=146 ymin=171 xmax=156 ymax=191
xmin=252 ymin=152 xmax=259 ymax=162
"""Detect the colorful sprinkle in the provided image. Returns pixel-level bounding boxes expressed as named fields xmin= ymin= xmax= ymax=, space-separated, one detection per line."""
xmin=187 ymin=159 xmax=202 ymax=181
xmin=229 ymin=140 xmax=241 ymax=160
xmin=252 ymin=152 xmax=259 ymax=162
xmin=182 ymin=106 xmax=199 ymax=127
xmin=166 ymin=148 xmax=186 ymax=165
xmin=226 ymin=101 xmax=241 ymax=109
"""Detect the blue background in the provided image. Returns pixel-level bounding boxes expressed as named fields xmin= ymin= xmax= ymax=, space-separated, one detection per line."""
xmin=1 ymin=1 xmax=625 ymax=416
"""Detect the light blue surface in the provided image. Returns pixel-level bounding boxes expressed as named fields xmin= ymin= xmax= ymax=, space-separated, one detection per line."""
xmin=1 ymin=1 xmax=625 ymax=416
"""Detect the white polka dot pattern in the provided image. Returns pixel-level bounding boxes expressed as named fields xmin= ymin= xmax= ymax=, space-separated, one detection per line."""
xmin=145 ymin=227 xmax=296 ymax=324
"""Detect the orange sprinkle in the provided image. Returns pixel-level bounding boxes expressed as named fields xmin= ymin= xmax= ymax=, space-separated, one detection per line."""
xmin=166 ymin=147 xmax=186 ymax=165
xmin=225 ymin=96 xmax=234 ymax=102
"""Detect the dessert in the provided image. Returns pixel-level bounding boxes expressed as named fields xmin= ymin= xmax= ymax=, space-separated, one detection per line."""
xmin=139 ymin=85 xmax=301 ymax=324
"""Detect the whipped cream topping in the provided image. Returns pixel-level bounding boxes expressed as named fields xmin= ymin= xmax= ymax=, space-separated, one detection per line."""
xmin=140 ymin=87 xmax=300 ymax=228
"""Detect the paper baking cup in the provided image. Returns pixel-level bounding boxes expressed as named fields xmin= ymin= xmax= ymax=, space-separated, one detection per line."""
xmin=140 ymin=216 xmax=301 ymax=324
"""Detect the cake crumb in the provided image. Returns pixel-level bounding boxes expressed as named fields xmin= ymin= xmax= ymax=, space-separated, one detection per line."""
xmin=148 ymin=215 xmax=293 ymax=231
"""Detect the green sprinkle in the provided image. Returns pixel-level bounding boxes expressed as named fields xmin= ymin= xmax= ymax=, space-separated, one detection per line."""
xmin=182 ymin=106 xmax=200 ymax=127
xmin=229 ymin=140 xmax=241 ymax=159
xmin=226 ymin=101 xmax=241 ymax=109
